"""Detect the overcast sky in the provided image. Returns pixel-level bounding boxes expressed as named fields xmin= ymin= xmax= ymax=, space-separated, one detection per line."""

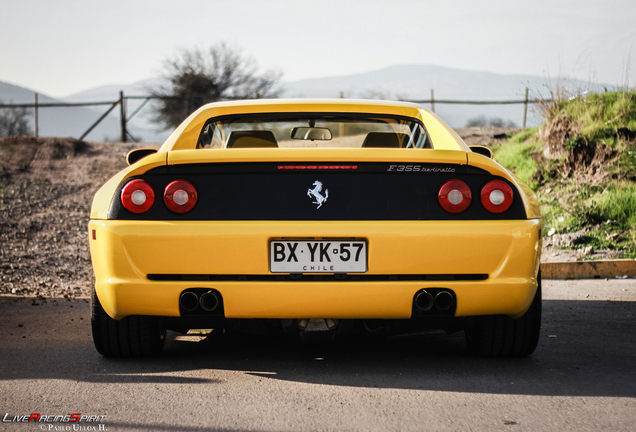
xmin=1 ymin=0 xmax=635 ymax=98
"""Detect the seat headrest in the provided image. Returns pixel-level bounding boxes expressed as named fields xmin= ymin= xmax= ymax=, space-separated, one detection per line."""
xmin=361 ymin=132 xmax=408 ymax=148
xmin=227 ymin=130 xmax=278 ymax=148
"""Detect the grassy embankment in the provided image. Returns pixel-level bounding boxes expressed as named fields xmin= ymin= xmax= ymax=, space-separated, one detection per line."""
xmin=491 ymin=90 xmax=636 ymax=258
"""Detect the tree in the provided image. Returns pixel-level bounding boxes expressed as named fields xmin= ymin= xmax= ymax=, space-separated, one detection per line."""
xmin=150 ymin=42 xmax=283 ymax=129
xmin=466 ymin=115 xmax=487 ymax=127
xmin=465 ymin=116 xmax=517 ymax=128
xmin=0 ymin=101 xmax=32 ymax=136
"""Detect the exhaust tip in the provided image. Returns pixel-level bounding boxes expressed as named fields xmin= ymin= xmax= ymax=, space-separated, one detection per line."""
xmin=180 ymin=292 xmax=199 ymax=312
xmin=435 ymin=291 xmax=454 ymax=311
xmin=199 ymin=290 xmax=219 ymax=312
xmin=415 ymin=290 xmax=434 ymax=311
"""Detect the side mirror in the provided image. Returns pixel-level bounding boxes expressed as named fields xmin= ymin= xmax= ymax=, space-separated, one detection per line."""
xmin=469 ymin=145 xmax=492 ymax=158
xmin=126 ymin=148 xmax=158 ymax=165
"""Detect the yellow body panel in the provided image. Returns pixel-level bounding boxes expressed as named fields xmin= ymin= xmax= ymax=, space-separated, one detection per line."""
xmin=165 ymin=147 xmax=468 ymax=166
xmin=89 ymin=219 xmax=540 ymax=320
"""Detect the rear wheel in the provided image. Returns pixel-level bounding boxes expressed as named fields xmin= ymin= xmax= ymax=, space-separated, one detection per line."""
xmin=91 ymin=289 xmax=166 ymax=357
xmin=465 ymin=272 xmax=542 ymax=357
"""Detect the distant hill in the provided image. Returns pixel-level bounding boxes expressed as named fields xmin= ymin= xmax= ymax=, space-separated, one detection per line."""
xmin=1 ymin=65 xmax=605 ymax=142
xmin=58 ymin=77 xmax=168 ymax=142
xmin=280 ymin=64 xmax=603 ymax=128
xmin=59 ymin=77 xmax=163 ymax=102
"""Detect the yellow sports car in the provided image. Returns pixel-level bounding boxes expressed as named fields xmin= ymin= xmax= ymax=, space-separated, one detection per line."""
xmin=89 ymin=99 xmax=542 ymax=358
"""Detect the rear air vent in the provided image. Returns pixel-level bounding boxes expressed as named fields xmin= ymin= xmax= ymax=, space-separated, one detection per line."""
xmin=148 ymin=274 xmax=488 ymax=282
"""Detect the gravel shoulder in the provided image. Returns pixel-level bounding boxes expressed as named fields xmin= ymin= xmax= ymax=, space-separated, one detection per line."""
xmin=0 ymin=137 xmax=160 ymax=298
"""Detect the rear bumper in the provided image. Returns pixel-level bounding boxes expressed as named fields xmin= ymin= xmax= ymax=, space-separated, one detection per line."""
xmin=88 ymin=219 xmax=541 ymax=320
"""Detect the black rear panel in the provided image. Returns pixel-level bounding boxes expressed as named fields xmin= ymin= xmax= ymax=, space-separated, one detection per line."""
xmin=108 ymin=162 xmax=527 ymax=220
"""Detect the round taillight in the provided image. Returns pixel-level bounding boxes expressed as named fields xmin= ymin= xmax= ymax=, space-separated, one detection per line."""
xmin=481 ymin=180 xmax=514 ymax=213
xmin=164 ymin=180 xmax=198 ymax=213
xmin=121 ymin=179 xmax=155 ymax=213
xmin=438 ymin=180 xmax=472 ymax=213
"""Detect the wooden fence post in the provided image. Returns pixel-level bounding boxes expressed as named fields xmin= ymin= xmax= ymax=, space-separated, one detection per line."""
xmin=34 ymin=93 xmax=39 ymax=137
xmin=430 ymin=89 xmax=435 ymax=113
xmin=522 ymin=87 xmax=529 ymax=129
xmin=120 ymin=91 xmax=127 ymax=143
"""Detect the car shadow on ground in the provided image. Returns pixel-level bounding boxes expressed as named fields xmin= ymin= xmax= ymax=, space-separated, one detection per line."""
xmin=1 ymin=297 xmax=634 ymax=399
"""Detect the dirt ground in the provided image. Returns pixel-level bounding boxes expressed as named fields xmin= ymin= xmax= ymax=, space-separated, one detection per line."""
xmin=0 ymin=130 xmax=599 ymax=299
xmin=454 ymin=126 xmax=519 ymax=147
xmin=0 ymin=137 xmax=160 ymax=299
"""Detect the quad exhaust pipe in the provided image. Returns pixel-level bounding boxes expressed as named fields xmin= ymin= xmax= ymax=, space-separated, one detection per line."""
xmin=179 ymin=292 xmax=199 ymax=312
xmin=179 ymin=290 xmax=220 ymax=313
xmin=414 ymin=289 xmax=455 ymax=312
xmin=434 ymin=291 xmax=454 ymax=311
xmin=199 ymin=290 xmax=219 ymax=311
xmin=414 ymin=290 xmax=434 ymax=311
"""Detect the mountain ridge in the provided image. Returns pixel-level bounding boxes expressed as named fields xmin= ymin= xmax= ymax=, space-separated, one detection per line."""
xmin=1 ymin=64 xmax=606 ymax=141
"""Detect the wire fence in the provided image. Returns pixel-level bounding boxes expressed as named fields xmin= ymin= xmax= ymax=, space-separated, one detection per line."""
xmin=0 ymin=89 xmax=547 ymax=143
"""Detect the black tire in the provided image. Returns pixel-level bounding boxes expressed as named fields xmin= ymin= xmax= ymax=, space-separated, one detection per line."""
xmin=91 ymin=289 xmax=166 ymax=358
xmin=465 ymin=272 xmax=542 ymax=358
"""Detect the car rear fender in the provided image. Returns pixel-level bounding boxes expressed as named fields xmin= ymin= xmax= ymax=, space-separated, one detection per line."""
xmin=90 ymin=151 xmax=167 ymax=220
xmin=467 ymin=152 xmax=541 ymax=220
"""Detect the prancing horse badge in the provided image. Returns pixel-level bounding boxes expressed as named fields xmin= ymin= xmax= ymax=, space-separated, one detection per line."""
xmin=307 ymin=180 xmax=328 ymax=209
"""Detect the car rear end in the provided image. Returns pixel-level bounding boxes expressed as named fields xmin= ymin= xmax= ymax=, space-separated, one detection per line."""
xmin=89 ymin=100 xmax=541 ymax=357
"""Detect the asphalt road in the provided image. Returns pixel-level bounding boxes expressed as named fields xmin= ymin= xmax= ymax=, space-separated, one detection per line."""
xmin=1 ymin=279 xmax=635 ymax=432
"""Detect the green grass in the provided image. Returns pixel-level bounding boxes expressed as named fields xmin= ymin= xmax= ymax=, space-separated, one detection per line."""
xmin=584 ymin=182 xmax=636 ymax=231
xmin=492 ymin=91 xmax=636 ymax=258
xmin=560 ymin=91 xmax=636 ymax=142
xmin=491 ymin=127 xmax=542 ymax=189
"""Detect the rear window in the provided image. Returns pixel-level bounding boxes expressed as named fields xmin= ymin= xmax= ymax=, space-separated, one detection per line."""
xmin=196 ymin=114 xmax=432 ymax=149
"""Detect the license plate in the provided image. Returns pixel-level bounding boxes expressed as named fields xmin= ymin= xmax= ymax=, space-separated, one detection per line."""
xmin=270 ymin=240 xmax=367 ymax=273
